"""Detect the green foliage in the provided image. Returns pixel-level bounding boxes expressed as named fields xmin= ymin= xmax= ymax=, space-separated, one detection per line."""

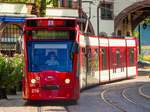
xmin=133 ymin=31 xmax=139 ymax=38
xmin=0 ymin=54 xmax=8 ymax=88
xmin=47 ymin=0 xmax=58 ymax=7
xmin=35 ymin=0 xmax=41 ymax=16
xmin=138 ymin=54 xmax=144 ymax=61
xmin=40 ymin=0 xmax=46 ymax=17
xmin=0 ymin=54 xmax=24 ymax=92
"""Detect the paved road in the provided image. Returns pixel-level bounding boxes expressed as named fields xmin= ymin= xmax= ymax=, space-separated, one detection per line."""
xmin=0 ymin=93 xmax=68 ymax=112
xmin=67 ymin=75 xmax=150 ymax=112
xmin=0 ymin=74 xmax=149 ymax=112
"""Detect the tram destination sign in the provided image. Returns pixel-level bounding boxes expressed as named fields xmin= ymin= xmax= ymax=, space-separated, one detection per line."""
xmin=32 ymin=30 xmax=69 ymax=40
xmin=27 ymin=19 xmax=75 ymax=27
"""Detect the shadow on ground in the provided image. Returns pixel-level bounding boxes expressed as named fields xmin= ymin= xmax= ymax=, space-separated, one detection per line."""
xmin=0 ymin=72 xmax=149 ymax=107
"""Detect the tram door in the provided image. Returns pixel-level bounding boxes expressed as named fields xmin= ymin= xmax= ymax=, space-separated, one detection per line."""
xmin=109 ymin=48 xmax=127 ymax=80
xmin=86 ymin=47 xmax=99 ymax=86
xmin=127 ymin=47 xmax=137 ymax=77
xmin=80 ymin=47 xmax=87 ymax=88
xmin=99 ymin=47 xmax=109 ymax=82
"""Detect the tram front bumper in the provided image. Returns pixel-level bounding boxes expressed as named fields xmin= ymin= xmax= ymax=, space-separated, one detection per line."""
xmin=28 ymin=86 xmax=76 ymax=101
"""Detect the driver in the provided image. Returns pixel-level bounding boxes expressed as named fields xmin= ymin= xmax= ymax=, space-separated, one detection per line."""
xmin=45 ymin=52 xmax=59 ymax=66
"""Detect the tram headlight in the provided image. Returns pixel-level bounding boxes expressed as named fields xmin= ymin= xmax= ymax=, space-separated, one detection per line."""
xmin=65 ymin=78 xmax=70 ymax=84
xmin=31 ymin=79 xmax=36 ymax=84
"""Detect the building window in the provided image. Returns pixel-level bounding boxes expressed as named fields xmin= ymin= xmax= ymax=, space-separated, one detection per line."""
xmin=0 ymin=24 xmax=23 ymax=56
xmin=100 ymin=2 xmax=113 ymax=20
xmin=47 ymin=0 xmax=79 ymax=9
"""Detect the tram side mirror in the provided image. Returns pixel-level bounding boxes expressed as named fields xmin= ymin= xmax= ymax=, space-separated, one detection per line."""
xmin=73 ymin=42 xmax=79 ymax=53
xmin=70 ymin=42 xmax=79 ymax=59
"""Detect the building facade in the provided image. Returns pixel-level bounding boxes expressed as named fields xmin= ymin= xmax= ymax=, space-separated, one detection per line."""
xmin=0 ymin=0 xmax=81 ymax=55
xmin=1 ymin=0 xmax=150 ymax=56
xmin=0 ymin=0 xmax=36 ymax=55
xmin=82 ymin=0 xmax=150 ymax=36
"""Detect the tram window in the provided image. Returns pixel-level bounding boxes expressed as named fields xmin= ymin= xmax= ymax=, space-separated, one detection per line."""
xmin=122 ymin=49 xmax=125 ymax=64
xmin=129 ymin=48 xmax=134 ymax=66
xmin=28 ymin=42 xmax=73 ymax=72
xmin=82 ymin=48 xmax=86 ymax=53
xmin=102 ymin=48 xmax=107 ymax=70
xmin=87 ymin=48 xmax=92 ymax=74
xmin=27 ymin=20 xmax=37 ymax=27
xmin=95 ymin=48 xmax=99 ymax=53
xmin=121 ymin=49 xmax=126 ymax=66
xmin=94 ymin=48 xmax=99 ymax=71
xmin=109 ymin=48 xmax=113 ymax=68
xmin=116 ymin=49 xmax=120 ymax=67
xmin=81 ymin=48 xmax=86 ymax=73
xmin=86 ymin=48 xmax=91 ymax=56
xmin=87 ymin=48 xmax=91 ymax=53
xmin=26 ymin=31 xmax=32 ymax=36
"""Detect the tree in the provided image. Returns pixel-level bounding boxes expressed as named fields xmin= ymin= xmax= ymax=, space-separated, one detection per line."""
xmin=34 ymin=0 xmax=41 ymax=16
xmin=40 ymin=0 xmax=47 ymax=17
xmin=0 ymin=54 xmax=24 ymax=99
xmin=47 ymin=0 xmax=58 ymax=7
xmin=0 ymin=54 xmax=8 ymax=99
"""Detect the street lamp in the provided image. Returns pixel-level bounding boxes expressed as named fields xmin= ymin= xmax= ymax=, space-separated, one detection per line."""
xmin=138 ymin=24 xmax=141 ymax=55
xmin=79 ymin=0 xmax=82 ymax=18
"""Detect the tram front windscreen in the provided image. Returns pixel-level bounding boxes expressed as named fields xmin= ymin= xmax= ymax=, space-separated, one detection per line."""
xmin=27 ymin=41 xmax=73 ymax=72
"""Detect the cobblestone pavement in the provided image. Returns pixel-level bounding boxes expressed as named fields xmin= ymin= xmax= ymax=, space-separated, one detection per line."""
xmin=0 ymin=72 xmax=149 ymax=112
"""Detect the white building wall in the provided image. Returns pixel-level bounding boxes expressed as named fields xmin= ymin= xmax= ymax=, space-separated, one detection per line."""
xmin=114 ymin=0 xmax=142 ymax=16
xmin=0 ymin=3 xmax=28 ymax=14
xmin=98 ymin=0 xmax=114 ymax=36
xmin=90 ymin=4 xmax=98 ymax=35
xmin=99 ymin=20 xmax=114 ymax=36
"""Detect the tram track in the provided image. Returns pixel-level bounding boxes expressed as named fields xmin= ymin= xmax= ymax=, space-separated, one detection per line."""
xmin=139 ymin=84 xmax=150 ymax=99
xmin=122 ymin=88 xmax=136 ymax=105
xmin=101 ymin=89 xmax=127 ymax=112
xmin=100 ymin=83 xmax=150 ymax=112
xmin=122 ymin=87 xmax=150 ymax=111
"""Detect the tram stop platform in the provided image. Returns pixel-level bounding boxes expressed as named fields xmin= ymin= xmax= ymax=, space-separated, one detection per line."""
xmin=138 ymin=68 xmax=150 ymax=77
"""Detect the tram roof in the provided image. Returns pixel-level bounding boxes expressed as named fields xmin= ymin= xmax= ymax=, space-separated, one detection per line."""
xmin=25 ymin=17 xmax=77 ymax=21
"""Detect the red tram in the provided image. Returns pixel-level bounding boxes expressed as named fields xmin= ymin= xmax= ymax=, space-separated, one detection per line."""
xmin=22 ymin=17 xmax=137 ymax=101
